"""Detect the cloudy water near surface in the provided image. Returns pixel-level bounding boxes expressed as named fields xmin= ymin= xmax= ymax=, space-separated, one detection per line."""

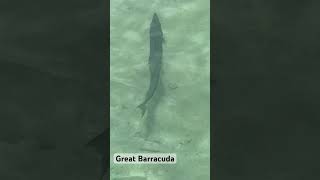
xmin=110 ymin=0 xmax=210 ymax=180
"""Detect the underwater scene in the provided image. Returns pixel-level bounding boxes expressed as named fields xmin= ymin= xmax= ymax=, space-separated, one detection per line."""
xmin=110 ymin=0 xmax=210 ymax=179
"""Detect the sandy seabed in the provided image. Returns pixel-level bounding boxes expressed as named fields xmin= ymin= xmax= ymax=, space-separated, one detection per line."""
xmin=110 ymin=0 xmax=210 ymax=179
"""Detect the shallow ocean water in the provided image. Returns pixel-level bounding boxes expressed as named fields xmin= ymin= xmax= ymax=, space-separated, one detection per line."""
xmin=110 ymin=0 xmax=210 ymax=179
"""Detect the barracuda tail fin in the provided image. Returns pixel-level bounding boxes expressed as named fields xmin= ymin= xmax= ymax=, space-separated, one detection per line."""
xmin=137 ymin=103 xmax=147 ymax=117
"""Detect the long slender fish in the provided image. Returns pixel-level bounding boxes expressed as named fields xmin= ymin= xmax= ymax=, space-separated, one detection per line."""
xmin=138 ymin=13 xmax=165 ymax=116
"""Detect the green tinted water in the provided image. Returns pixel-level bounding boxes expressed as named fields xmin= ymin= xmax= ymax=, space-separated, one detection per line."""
xmin=110 ymin=0 xmax=210 ymax=179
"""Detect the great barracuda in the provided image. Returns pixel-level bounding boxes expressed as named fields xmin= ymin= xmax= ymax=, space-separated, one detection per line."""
xmin=137 ymin=13 xmax=164 ymax=116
